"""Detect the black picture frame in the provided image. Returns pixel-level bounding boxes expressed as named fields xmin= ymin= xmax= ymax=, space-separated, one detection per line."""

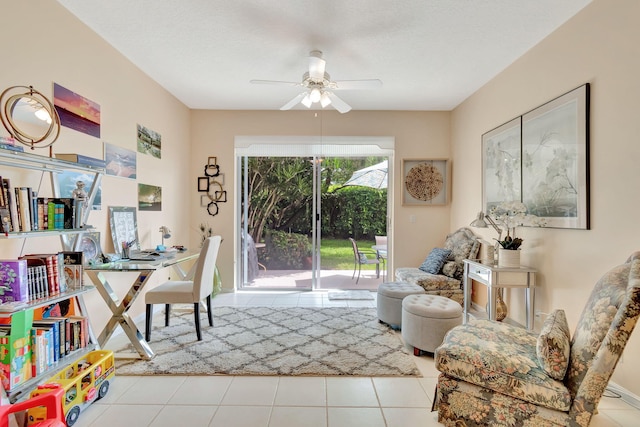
xmin=197 ymin=177 xmax=209 ymax=192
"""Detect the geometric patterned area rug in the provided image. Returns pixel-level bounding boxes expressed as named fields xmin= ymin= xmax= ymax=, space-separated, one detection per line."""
xmin=113 ymin=306 xmax=421 ymax=377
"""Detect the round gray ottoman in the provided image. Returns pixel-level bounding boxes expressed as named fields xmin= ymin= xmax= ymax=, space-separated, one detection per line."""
xmin=401 ymin=294 xmax=463 ymax=355
xmin=377 ymin=282 xmax=425 ymax=329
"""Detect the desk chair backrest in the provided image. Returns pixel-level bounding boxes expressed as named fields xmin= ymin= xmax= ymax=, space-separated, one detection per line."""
xmin=194 ymin=236 xmax=221 ymax=301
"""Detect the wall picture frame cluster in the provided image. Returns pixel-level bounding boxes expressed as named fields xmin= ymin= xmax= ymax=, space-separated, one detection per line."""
xmin=197 ymin=156 xmax=227 ymax=216
xmin=482 ymin=83 xmax=590 ymax=229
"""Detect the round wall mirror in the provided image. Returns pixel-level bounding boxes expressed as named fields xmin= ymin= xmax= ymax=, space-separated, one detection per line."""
xmin=0 ymin=85 xmax=60 ymax=150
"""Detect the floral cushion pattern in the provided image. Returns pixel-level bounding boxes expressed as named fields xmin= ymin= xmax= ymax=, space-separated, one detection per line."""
xmin=395 ymin=267 xmax=460 ymax=291
xmin=419 ymin=247 xmax=452 ymax=274
xmin=435 ymin=319 xmax=572 ymax=411
xmin=434 ymin=252 xmax=640 ymax=427
xmin=436 ymin=374 xmax=570 ymax=426
xmin=537 ymin=309 xmax=571 ymax=380
xmin=442 ymin=227 xmax=481 ymax=280
xmin=394 ymin=228 xmax=480 ymax=304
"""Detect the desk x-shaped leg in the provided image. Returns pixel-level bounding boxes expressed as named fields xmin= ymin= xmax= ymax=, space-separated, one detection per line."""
xmin=86 ymin=269 xmax=156 ymax=360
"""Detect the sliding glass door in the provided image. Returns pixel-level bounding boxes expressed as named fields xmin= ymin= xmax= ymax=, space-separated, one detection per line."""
xmin=235 ymin=137 xmax=393 ymax=291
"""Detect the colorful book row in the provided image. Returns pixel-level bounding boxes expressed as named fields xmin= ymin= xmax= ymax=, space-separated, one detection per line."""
xmin=0 ymin=178 xmax=85 ymax=233
xmin=0 ymin=252 xmax=83 ymax=307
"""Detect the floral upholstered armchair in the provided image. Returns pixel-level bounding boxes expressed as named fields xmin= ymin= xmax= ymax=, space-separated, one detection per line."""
xmin=395 ymin=227 xmax=481 ymax=304
xmin=433 ymin=252 xmax=640 ymax=426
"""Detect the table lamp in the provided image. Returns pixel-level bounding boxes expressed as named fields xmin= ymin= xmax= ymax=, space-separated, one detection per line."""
xmin=158 ymin=226 xmax=171 ymax=250
xmin=470 ymin=211 xmax=502 ymax=263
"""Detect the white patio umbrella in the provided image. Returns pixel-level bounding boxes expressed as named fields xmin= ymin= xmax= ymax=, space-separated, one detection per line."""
xmin=343 ymin=160 xmax=388 ymax=189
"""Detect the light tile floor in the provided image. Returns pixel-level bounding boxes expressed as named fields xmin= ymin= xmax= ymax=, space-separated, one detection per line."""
xmin=75 ymin=291 xmax=639 ymax=427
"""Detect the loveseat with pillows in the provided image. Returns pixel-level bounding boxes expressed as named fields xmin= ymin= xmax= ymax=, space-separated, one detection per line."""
xmin=395 ymin=227 xmax=481 ymax=304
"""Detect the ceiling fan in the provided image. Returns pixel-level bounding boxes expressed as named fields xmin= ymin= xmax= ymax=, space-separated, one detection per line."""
xmin=250 ymin=50 xmax=382 ymax=114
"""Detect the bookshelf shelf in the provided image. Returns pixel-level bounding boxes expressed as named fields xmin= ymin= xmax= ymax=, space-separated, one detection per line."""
xmin=0 ymin=148 xmax=103 ymax=404
xmin=0 ymin=286 xmax=96 ymax=314
xmin=6 ymin=345 xmax=97 ymax=403
xmin=0 ymin=149 xmax=105 ymax=174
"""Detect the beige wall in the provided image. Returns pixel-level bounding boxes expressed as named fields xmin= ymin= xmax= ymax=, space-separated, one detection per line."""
xmin=190 ymin=110 xmax=452 ymax=290
xmin=450 ymin=0 xmax=640 ymax=395
xmin=4 ymin=0 xmax=639 ymax=400
xmin=0 ymin=1 xmax=192 ymax=333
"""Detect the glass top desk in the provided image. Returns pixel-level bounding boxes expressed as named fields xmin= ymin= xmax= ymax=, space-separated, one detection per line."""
xmin=85 ymin=249 xmax=200 ymax=360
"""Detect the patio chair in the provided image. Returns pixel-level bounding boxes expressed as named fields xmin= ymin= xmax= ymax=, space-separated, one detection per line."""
xmin=349 ymin=237 xmax=381 ymax=284
xmin=375 ymin=235 xmax=387 ymax=280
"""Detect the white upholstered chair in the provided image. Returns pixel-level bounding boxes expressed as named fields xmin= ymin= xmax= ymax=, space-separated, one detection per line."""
xmin=145 ymin=235 xmax=221 ymax=341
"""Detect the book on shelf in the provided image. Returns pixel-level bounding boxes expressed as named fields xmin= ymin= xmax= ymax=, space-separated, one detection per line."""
xmin=15 ymin=187 xmax=32 ymax=232
xmin=0 ymin=259 xmax=29 ymax=304
xmin=54 ymin=153 xmax=106 ymax=168
xmin=23 ymin=253 xmax=65 ymax=294
xmin=0 ymin=142 xmax=24 ymax=153
xmin=31 ymin=325 xmax=54 ymax=374
xmin=61 ymin=251 xmax=83 ymax=290
xmin=3 ymin=179 xmax=18 ymax=232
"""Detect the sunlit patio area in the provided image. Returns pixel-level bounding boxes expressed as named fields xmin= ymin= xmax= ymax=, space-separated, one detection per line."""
xmin=241 ymin=269 xmax=385 ymax=291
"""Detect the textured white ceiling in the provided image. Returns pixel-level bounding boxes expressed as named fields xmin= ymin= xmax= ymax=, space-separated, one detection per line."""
xmin=56 ymin=0 xmax=592 ymax=111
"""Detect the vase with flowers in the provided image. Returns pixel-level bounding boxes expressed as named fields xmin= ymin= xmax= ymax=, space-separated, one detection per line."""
xmin=490 ymin=201 xmax=545 ymax=268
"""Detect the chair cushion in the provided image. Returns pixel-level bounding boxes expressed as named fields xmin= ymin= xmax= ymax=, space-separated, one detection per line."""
xmin=435 ymin=319 xmax=572 ymax=412
xmin=419 ymin=248 xmax=452 ymax=274
xmin=395 ymin=267 xmax=461 ymax=291
xmin=537 ymin=309 xmax=571 ymax=380
xmin=145 ymin=280 xmax=197 ymax=304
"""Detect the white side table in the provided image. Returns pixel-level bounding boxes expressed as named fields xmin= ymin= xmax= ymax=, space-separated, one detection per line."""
xmin=462 ymin=259 xmax=536 ymax=330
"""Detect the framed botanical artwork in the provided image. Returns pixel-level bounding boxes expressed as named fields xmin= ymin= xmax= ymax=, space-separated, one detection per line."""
xmin=521 ymin=84 xmax=590 ymax=229
xmin=402 ymin=159 xmax=449 ymax=205
xmin=482 ymin=116 xmax=522 ymax=214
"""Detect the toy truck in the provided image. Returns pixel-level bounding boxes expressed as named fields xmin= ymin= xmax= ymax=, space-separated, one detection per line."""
xmin=27 ymin=350 xmax=115 ymax=426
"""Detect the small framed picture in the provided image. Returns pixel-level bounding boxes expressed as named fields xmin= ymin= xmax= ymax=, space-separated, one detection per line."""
xmin=78 ymin=232 xmax=102 ymax=265
xmin=402 ymin=159 xmax=449 ymax=206
xmin=197 ymin=177 xmax=209 ymax=192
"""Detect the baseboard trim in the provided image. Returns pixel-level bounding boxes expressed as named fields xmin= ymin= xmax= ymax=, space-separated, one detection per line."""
xmin=606 ymin=382 xmax=640 ymax=411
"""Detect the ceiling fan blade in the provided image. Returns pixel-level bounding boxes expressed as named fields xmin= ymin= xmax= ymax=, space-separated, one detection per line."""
xmin=326 ymin=92 xmax=351 ymax=114
xmin=308 ymin=50 xmax=326 ymax=80
xmin=250 ymin=79 xmax=301 ymax=87
xmin=331 ymin=79 xmax=383 ymax=90
xmin=280 ymin=92 xmax=307 ymax=110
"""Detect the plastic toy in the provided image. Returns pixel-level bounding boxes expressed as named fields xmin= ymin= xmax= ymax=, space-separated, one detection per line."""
xmin=27 ymin=350 xmax=115 ymax=427
xmin=0 ymin=385 xmax=65 ymax=427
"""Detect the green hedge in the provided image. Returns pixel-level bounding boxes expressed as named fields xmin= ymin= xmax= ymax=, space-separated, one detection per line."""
xmin=262 ymin=230 xmax=312 ymax=270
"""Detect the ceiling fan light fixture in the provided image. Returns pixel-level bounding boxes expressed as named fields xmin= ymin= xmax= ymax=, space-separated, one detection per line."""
xmin=309 ymin=88 xmax=321 ymax=103
xmin=301 ymin=93 xmax=312 ymax=108
xmin=320 ymin=91 xmax=331 ymax=108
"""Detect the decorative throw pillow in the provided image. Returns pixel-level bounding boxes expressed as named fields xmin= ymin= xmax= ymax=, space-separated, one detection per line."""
xmin=419 ymin=248 xmax=452 ymax=274
xmin=536 ymin=309 xmax=571 ymax=380
xmin=441 ymin=261 xmax=459 ymax=279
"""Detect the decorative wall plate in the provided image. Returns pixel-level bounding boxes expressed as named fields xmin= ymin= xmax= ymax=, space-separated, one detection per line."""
xmin=402 ymin=159 xmax=449 ymax=205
